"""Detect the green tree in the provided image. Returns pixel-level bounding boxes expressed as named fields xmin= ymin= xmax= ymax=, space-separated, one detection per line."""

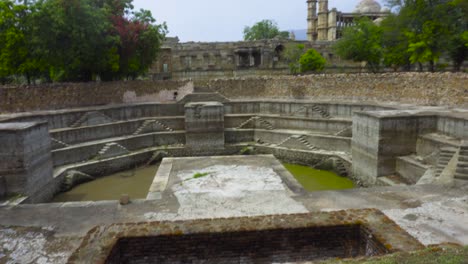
xmin=0 ymin=1 xmax=28 ymax=83
xmin=380 ymin=14 xmax=411 ymax=71
xmin=0 ymin=0 xmax=166 ymax=83
xmin=283 ymin=43 xmax=305 ymax=74
xmin=243 ymin=19 xmax=289 ymax=41
xmin=299 ymin=48 xmax=326 ymax=73
xmin=333 ymin=17 xmax=383 ymax=73
xmin=384 ymin=0 xmax=467 ymax=72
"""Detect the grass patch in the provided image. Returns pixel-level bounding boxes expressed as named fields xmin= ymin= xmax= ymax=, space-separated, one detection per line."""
xmin=193 ymin=172 xmax=210 ymax=179
xmin=319 ymin=245 xmax=468 ymax=264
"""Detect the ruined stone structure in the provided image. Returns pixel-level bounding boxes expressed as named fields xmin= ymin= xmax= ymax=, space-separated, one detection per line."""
xmin=307 ymin=0 xmax=390 ymax=41
xmin=150 ymin=38 xmax=350 ymax=80
xmin=149 ymin=0 xmax=391 ymax=80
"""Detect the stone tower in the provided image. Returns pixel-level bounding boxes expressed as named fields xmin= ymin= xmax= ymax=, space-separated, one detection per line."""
xmin=306 ymin=0 xmax=318 ymax=41
xmin=317 ymin=0 xmax=328 ymax=41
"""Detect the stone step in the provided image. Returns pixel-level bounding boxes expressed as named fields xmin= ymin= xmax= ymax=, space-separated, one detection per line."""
xmin=455 ymin=171 xmax=468 ymax=180
xmin=458 ymin=156 xmax=468 ymax=162
xmin=456 ymin=167 xmax=468 ymax=175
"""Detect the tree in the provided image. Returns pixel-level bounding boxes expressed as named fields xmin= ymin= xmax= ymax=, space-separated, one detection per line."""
xmin=0 ymin=1 xmax=28 ymax=83
xmin=380 ymin=14 xmax=411 ymax=71
xmin=243 ymin=19 xmax=289 ymax=41
xmin=299 ymin=49 xmax=326 ymax=73
xmin=283 ymin=43 xmax=305 ymax=74
xmin=333 ymin=17 xmax=383 ymax=73
xmin=384 ymin=0 xmax=467 ymax=72
xmin=0 ymin=0 xmax=167 ymax=83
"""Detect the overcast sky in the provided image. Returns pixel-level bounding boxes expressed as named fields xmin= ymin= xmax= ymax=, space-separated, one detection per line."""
xmin=132 ymin=0 xmax=386 ymax=42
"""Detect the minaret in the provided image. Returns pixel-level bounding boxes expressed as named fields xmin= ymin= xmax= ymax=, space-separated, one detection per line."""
xmin=317 ymin=0 xmax=328 ymax=41
xmin=307 ymin=0 xmax=317 ymax=41
xmin=327 ymin=8 xmax=337 ymax=41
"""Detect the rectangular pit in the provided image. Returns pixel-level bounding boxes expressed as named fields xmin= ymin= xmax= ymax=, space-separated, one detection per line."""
xmin=105 ymin=225 xmax=386 ymax=264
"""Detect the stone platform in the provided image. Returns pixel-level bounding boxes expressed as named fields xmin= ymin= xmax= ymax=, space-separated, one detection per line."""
xmin=147 ymin=155 xmax=307 ymax=217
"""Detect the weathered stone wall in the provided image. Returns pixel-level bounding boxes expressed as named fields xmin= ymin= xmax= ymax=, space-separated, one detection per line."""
xmin=0 ymin=81 xmax=193 ymax=113
xmin=201 ymin=73 xmax=468 ymax=107
xmin=1 ymin=73 xmax=466 ymax=114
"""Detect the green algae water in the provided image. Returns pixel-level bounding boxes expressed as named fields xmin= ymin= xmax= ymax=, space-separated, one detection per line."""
xmin=283 ymin=163 xmax=354 ymax=191
xmin=52 ymin=165 xmax=159 ymax=202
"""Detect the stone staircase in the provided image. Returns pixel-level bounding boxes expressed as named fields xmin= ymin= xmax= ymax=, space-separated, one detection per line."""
xmin=292 ymin=104 xmax=331 ymax=119
xmin=51 ymin=137 xmax=70 ymax=149
xmin=296 ymin=135 xmax=318 ymax=150
xmin=334 ymin=126 xmax=352 ymax=137
xmin=133 ymin=120 xmax=173 ymax=135
xmin=178 ymin=87 xmax=230 ymax=103
xmin=258 ymin=118 xmax=274 ymax=130
xmin=277 ymin=135 xmax=319 ymax=151
xmin=455 ymin=143 xmax=468 ymax=180
xmin=335 ymin=158 xmax=348 ymax=176
xmin=237 ymin=116 xmax=274 ymax=130
xmin=435 ymin=147 xmax=457 ymax=177
xmin=70 ymin=111 xmax=114 ymax=128
xmin=237 ymin=116 xmax=258 ymax=129
xmin=96 ymin=142 xmax=130 ymax=159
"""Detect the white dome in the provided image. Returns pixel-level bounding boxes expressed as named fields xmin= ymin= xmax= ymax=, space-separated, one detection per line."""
xmin=354 ymin=0 xmax=382 ymax=13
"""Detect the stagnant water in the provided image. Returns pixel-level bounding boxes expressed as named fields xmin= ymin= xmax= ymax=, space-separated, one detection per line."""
xmin=52 ymin=162 xmax=353 ymax=202
xmin=283 ymin=163 xmax=355 ymax=191
xmin=52 ymin=165 xmax=159 ymax=202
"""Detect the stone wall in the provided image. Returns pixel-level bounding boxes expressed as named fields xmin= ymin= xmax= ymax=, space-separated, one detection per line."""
xmin=0 ymin=80 xmax=193 ymax=113
xmin=1 ymin=73 xmax=466 ymax=114
xmin=201 ymin=73 xmax=468 ymax=107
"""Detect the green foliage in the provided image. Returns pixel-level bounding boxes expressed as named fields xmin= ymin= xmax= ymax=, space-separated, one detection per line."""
xmin=239 ymin=146 xmax=255 ymax=155
xmin=333 ymin=17 xmax=383 ymax=73
xmin=298 ymin=48 xmax=326 ymax=73
xmin=319 ymin=245 xmax=468 ymax=264
xmin=0 ymin=0 xmax=167 ymax=83
xmin=243 ymin=19 xmax=289 ymax=41
xmin=383 ymin=0 xmax=467 ymax=72
xmin=283 ymin=43 xmax=306 ymax=74
xmin=193 ymin=172 xmax=209 ymax=179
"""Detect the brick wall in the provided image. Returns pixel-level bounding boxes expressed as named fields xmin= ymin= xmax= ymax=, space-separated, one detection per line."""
xmin=105 ymin=225 xmax=387 ymax=264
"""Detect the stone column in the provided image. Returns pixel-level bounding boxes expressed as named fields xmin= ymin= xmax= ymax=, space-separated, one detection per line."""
xmin=249 ymin=50 xmax=255 ymax=66
xmin=327 ymin=8 xmax=337 ymax=41
xmin=185 ymin=102 xmax=225 ymax=150
xmin=0 ymin=122 xmax=55 ymax=203
xmin=307 ymin=0 xmax=318 ymax=41
xmin=317 ymin=0 xmax=328 ymax=41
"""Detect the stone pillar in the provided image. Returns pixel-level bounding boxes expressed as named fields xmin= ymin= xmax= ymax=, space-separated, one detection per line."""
xmin=249 ymin=50 xmax=255 ymax=66
xmin=317 ymin=0 xmax=328 ymax=41
xmin=307 ymin=0 xmax=318 ymax=41
xmin=0 ymin=122 xmax=55 ymax=202
xmin=351 ymin=112 xmax=437 ymax=185
xmin=327 ymin=8 xmax=337 ymax=41
xmin=185 ymin=102 xmax=225 ymax=150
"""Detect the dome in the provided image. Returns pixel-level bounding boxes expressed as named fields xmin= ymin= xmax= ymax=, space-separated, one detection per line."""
xmin=354 ymin=0 xmax=382 ymax=13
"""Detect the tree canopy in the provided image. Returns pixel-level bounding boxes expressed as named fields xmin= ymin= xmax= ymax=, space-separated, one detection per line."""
xmin=243 ymin=19 xmax=289 ymax=41
xmin=299 ymin=49 xmax=326 ymax=73
xmin=0 ymin=0 xmax=167 ymax=84
xmin=333 ymin=18 xmax=383 ymax=73
xmin=333 ymin=0 xmax=467 ymax=72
